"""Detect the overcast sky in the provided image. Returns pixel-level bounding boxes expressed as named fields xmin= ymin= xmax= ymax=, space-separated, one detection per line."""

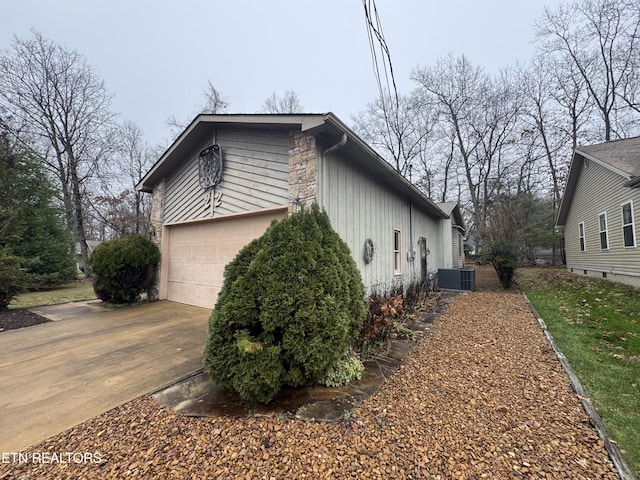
xmin=1 ymin=0 xmax=567 ymax=149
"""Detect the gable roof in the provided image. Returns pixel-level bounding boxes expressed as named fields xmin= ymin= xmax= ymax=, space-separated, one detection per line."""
xmin=437 ymin=201 xmax=466 ymax=234
xmin=579 ymin=136 xmax=640 ymax=178
xmin=137 ymin=112 xmax=448 ymax=220
xmin=556 ymin=136 xmax=640 ymax=227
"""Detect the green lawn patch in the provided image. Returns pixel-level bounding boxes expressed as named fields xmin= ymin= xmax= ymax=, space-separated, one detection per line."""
xmin=9 ymin=280 xmax=95 ymax=309
xmin=517 ymin=268 xmax=640 ymax=476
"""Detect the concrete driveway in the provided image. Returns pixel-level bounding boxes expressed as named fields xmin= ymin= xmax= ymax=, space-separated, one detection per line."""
xmin=0 ymin=300 xmax=210 ymax=452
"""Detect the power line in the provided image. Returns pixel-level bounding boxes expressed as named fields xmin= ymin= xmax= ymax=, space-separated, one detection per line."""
xmin=362 ymin=0 xmax=400 ymax=113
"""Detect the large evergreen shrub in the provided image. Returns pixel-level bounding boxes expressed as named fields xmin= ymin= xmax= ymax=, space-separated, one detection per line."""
xmin=89 ymin=235 xmax=160 ymax=304
xmin=0 ymin=139 xmax=76 ymax=287
xmin=203 ymin=205 xmax=367 ymax=404
xmin=0 ymin=250 xmax=30 ymax=309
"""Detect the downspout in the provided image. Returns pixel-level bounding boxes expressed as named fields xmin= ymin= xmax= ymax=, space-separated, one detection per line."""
xmin=319 ymin=133 xmax=348 ymax=211
xmin=407 ymin=165 xmax=416 ymax=282
xmin=407 ymin=196 xmax=415 ymax=279
xmin=325 ymin=133 xmax=347 ymax=154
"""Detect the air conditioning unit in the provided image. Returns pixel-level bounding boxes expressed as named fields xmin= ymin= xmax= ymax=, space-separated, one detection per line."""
xmin=438 ymin=268 xmax=475 ymax=291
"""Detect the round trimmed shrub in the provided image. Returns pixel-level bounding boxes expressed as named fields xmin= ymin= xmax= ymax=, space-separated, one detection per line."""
xmin=203 ymin=205 xmax=367 ymax=404
xmin=89 ymin=235 xmax=160 ymax=304
xmin=484 ymin=239 xmax=520 ymax=289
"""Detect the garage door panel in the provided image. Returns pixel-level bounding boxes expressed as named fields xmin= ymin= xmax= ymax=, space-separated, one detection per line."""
xmin=166 ymin=280 xmax=220 ymax=310
xmin=167 ymin=261 xmax=224 ymax=287
xmin=164 ymin=210 xmax=285 ymax=308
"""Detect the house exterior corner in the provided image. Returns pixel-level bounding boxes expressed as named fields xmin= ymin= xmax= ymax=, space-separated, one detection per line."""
xmin=137 ymin=113 xmax=453 ymax=308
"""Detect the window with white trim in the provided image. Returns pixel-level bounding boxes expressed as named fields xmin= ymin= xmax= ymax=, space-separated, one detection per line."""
xmin=579 ymin=222 xmax=585 ymax=252
xmin=622 ymin=201 xmax=636 ymax=247
xmin=393 ymin=229 xmax=402 ymax=275
xmin=598 ymin=213 xmax=608 ymax=250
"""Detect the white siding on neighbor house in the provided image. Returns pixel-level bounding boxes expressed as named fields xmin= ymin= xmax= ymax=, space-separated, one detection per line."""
xmin=317 ymin=148 xmax=442 ymax=293
xmin=440 ymin=219 xmax=453 ymax=269
xmin=451 ymin=229 xmax=459 ymax=267
xmin=565 ymin=159 xmax=640 ymax=277
xmin=163 ymin=127 xmax=289 ymax=223
xmin=439 ymin=220 xmax=464 ymax=269
xmin=452 ymin=230 xmax=464 ymax=268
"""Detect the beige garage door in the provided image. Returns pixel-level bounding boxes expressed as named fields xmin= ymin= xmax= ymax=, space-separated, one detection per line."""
xmin=163 ymin=209 xmax=287 ymax=309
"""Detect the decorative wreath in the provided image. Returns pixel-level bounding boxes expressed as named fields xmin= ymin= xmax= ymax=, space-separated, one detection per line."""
xmin=363 ymin=238 xmax=375 ymax=264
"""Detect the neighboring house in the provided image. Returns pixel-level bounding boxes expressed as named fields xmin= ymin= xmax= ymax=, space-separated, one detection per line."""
xmin=556 ymin=136 xmax=640 ymax=287
xmin=137 ymin=113 xmax=464 ymax=308
xmin=437 ymin=202 xmax=466 ymax=269
xmin=75 ymin=240 xmax=103 ymax=273
xmin=464 ymin=234 xmax=477 ymax=256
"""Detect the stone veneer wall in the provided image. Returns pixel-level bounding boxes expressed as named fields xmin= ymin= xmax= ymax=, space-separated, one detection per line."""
xmin=148 ymin=178 xmax=165 ymax=301
xmin=150 ymin=178 xmax=165 ymax=246
xmin=288 ymin=130 xmax=318 ymax=208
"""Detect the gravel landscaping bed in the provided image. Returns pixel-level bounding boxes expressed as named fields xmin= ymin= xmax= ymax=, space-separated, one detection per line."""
xmin=1 ymin=289 xmax=619 ymax=479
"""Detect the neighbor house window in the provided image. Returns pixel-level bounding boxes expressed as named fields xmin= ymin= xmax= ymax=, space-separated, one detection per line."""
xmin=622 ymin=201 xmax=636 ymax=247
xmin=393 ymin=229 xmax=402 ymax=275
xmin=599 ymin=213 xmax=609 ymax=250
xmin=579 ymin=222 xmax=585 ymax=252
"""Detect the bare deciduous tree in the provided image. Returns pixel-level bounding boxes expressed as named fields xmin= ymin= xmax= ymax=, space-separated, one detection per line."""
xmin=167 ymin=80 xmax=230 ymax=139
xmin=517 ymin=54 xmax=594 ymax=201
xmin=260 ymin=90 xmax=303 ymax=114
xmin=549 ymin=58 xmax=597 ymax=149
xmin=352 ymin=90 xmax=435 ymax=178
xmin=535 ymin=0 xmax=640 ymax=141
xmin=0 ymin=30 xmax=114 ymax=274
xmin=354 ymin=0 xmax=640 ymax=259
xmin=91 ymin=121 xmax=153 ymax=238
xmin=201 ymin=80 xmax=230 ymax=114
xmin=413 ymin=56 xmax=486 ymax=248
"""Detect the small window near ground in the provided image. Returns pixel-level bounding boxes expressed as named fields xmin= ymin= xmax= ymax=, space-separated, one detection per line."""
xmin=579 ymin=222 xmax=585 ymax=252
xmin=393 ymin=229 xmax=402 ymax=275
xmin=622 ymin=201 xmax=636 ymax=247
xmin=599 ymin=213 xmax=608 ymax=250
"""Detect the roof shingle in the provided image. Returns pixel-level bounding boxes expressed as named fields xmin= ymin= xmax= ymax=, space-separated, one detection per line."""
xmin=578 ymin=136 xmax=640 ymax=177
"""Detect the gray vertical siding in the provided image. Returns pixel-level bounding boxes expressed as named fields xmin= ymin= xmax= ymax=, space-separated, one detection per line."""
xmin=565 ymin=159 xmax=640 ymax=276
xmin=318 ymin=148 xmax=442 ymax=293
xmin=163 ymin=127 xmax=289 ymax=223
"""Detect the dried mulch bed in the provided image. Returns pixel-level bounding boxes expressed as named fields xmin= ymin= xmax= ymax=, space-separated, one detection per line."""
xmin=0 ymin=273 xmax=620 ymax=479
xmin=0 ymin=308 xmax=51 ymax=332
